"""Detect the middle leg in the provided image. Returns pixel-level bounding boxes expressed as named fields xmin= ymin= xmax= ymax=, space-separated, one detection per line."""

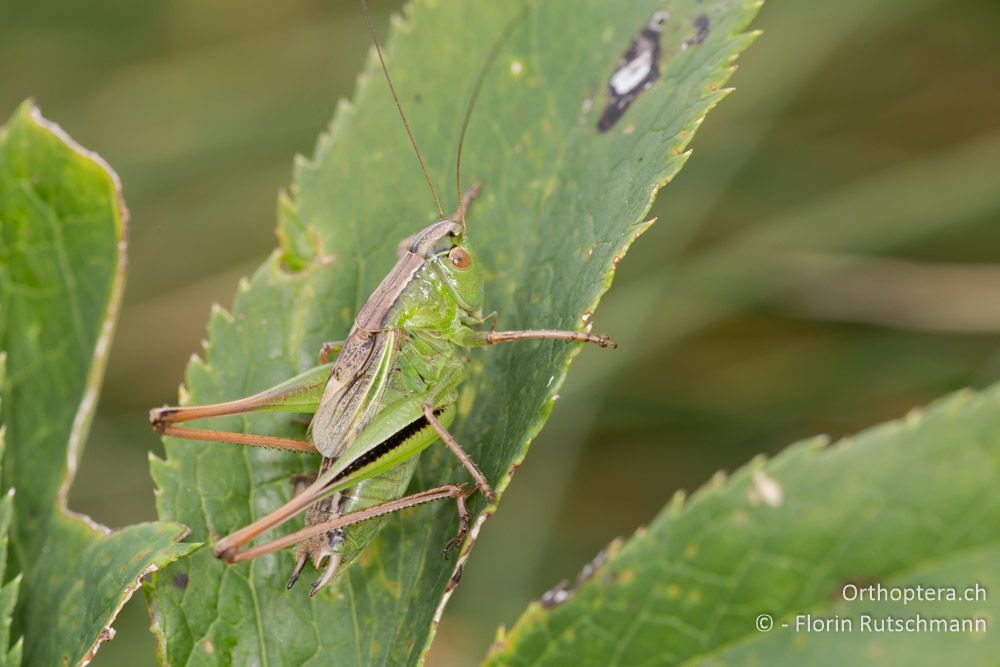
xmin=423 ymin=403 xmax=496 ymax=503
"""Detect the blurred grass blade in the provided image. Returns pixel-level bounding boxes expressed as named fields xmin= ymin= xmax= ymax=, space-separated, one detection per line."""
xmin=780 ymin=254 xmax=1000 ymax=333
xmin=581 ymin=129 xmax=1000 ymax=386
xmin=146 ymin=0 xmax=762 ymax=664
xmin=0 ymin=103 xmax=195 ymax=665
xmin=486 ymin=383 xmax=1000 ymax=666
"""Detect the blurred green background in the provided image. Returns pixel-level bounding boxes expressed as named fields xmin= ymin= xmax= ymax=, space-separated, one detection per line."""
xmin=4 ymin=0 xmax=999 ymax=664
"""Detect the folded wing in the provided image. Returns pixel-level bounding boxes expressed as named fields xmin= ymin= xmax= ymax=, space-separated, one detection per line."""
xmin=308 ymin=327 xmax=398 ymax=458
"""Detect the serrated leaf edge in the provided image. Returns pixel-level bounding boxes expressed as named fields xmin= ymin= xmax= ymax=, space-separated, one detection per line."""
xmin=485 ymin=385 xmax=997 ymax=664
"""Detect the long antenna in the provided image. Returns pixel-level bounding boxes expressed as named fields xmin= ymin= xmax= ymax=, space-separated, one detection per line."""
xmin=361 ymin=0 xmax=445 ymax=220
xmin=454 ymin=6 xmax=528 ymax=232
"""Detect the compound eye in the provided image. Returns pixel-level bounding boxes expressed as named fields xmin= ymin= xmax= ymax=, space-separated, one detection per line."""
xmin=449 ymin=247 xmax=472 ymax=270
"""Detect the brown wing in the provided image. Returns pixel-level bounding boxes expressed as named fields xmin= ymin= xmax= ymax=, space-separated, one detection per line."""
xmin=308 ymin=327 xmax=398 ymax=458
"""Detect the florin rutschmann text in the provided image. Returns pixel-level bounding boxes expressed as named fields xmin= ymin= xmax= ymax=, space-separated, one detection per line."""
xmin=754 ymin=582 xmax=990 ymax=635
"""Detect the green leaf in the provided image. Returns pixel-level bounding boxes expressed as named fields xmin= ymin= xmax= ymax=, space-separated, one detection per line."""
xmin=0 ymin=103 xmax=195 ymax=665
xmin=146 ymin=1 xmax=762 ymax=664
xmin=0 ymin=356 xmax=23 ymax=667
xmin=485 ymin=384 xmax=1000 ymax=666
xmin=0 ymin=497 xmax=20 ymax=667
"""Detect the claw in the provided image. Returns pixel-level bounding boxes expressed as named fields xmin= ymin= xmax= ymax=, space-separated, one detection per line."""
xmin=442 ymin=533 xmax=463 ymax=560
xmin=442 ymin=522 xmax=470 ymax=559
